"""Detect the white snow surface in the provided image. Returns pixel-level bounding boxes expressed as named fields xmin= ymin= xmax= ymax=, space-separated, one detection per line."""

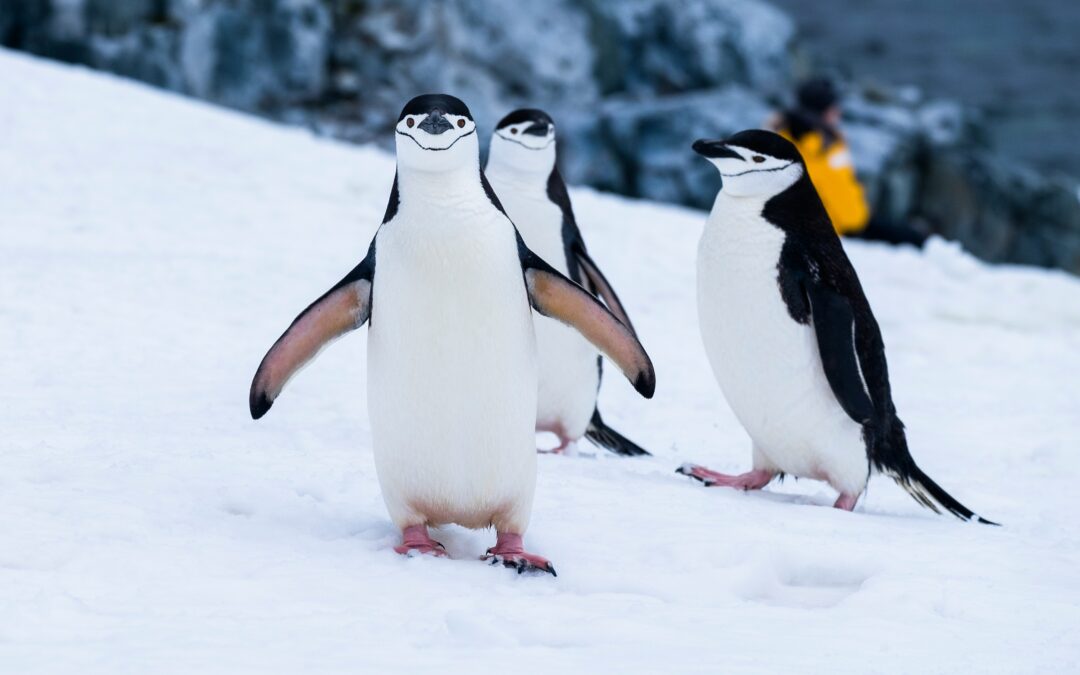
xmin=2 ymin=50 xmax=1079 ymax=673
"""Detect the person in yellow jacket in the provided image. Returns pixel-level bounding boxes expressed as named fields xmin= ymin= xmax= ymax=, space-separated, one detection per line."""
xmin=771 ymin=78 xmax=927 ymax=247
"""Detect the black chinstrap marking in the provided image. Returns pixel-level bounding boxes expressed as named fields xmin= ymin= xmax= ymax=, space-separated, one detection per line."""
xmin=720 ymin=161 xmax=795 ymax=178
xmin=395 ymin=127 xmax=476 ymax=151
xmin=495 ymin=132 xmax=555 ymax=151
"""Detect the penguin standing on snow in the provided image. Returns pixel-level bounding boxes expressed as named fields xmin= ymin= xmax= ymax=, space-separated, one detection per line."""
xmin=486 ymin=108 xmax=649 ymax=456
xmin=249 ymin=94 xmax=656 ymax=575
xmin=678 ymin=130 xmax=994 ymax=523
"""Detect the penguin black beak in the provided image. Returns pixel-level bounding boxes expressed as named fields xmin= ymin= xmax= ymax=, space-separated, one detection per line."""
xmin=692 ymin=139 xmax=743 ymax=160
xmin=523 ymin=122 xmax=551 ymax=137
xmin=418 ymin=109 xmax=453 ymax=135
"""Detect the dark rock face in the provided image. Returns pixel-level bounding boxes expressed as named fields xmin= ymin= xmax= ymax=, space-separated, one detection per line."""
xmin=2 ymin=0 xmax=1078 ymax=273
xmin=178 ymin=0 xmax=331 ymax=110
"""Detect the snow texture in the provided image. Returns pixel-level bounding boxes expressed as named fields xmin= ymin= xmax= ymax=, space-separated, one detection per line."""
xmin=2 ymin=50 xmax=1079 ymax=673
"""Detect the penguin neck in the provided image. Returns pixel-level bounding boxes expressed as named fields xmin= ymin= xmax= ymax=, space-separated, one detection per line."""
xmin=710 ymin=189 xmax=771 ymax=224
xmin=702 ymin=189 xmax=783 ymax=252
xmin=396 ymin=160 xmax=489 ymax=211
xmin=486 ymin=154 xmax=556 ymax=193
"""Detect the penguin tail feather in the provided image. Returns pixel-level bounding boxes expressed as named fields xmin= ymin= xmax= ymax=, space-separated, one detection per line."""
xmin=875 ymin=420 xmax=998 ymax=526
xmin=584 ymin=409 xmax=651 ymax=457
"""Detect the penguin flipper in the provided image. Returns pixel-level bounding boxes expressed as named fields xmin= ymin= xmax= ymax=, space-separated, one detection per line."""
xmin=573 ymin=245 xmax=636 ymax=334
xmin=519 ymin=240 xmax=655 ymax=399
xmin=806 ymin=283 xmax=998 ymax=524
xmin=805 ymin=283 xmax=875 ymax=425
xmin=249 ymin=246 xmax=375 ymax=419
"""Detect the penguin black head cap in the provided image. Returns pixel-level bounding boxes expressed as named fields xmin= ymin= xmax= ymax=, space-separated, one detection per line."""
xmin=495 ymin=108 xmax=554 ymax=136
xmin=398 ymin=94 xmax=473 ymax=122
xmin=692 ymin=130 xmax=803 ymax=164
xmin=692 ymin=130 xmax=806 ymax=198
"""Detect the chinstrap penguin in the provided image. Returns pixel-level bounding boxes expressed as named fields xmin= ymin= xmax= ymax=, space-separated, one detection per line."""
xmin=250 ymin=94 xmax=657 ymax=575
xmin=678 ymin=129 xmax=995 ymax=524
xmin=486 ymin=108 xmax=650 ymax=457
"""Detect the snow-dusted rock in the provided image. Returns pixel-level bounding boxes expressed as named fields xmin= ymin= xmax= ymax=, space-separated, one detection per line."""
xmin=558 ymin=87 xmax=774 ymax=207
xmin=842 ymin=88 xmax=1080 ymax=271
xmin=584 ymin=0 xmax=793 ymax=95
xmin=1 ymin=0 xmax=1078 ymax=273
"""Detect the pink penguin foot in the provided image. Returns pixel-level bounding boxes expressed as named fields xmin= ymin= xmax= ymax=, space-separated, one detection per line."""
xmin=393 ymin=524 xmax=448 ymax=557
xmin=481 ymin=532 xmax=556 ymax=577
xmin=833 ymin=493 xmax=860 ymax=511
xmin=537 ymin=429 xmax=574 ymax=455
xmin=538 ymin=438 xmax=573 ymax=455
xmin=537 ymin=423 xmax=573 ymax=455
xmin=677 ymin=463 xmax=775 ymax=490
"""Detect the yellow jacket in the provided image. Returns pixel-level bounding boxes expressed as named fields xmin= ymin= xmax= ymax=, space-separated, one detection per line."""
xmin=778 ymin=128 xmax=869 ymax=235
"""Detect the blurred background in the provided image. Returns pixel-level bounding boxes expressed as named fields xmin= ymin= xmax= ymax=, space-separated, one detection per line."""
xmin=3 ymin=0 xmax=1078 ymax=272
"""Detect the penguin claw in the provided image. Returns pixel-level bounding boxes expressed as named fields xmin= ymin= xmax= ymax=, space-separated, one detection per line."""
xmin=481 ymin=532 xmax=556 ymax=577
xmin=482 ymin=552 xmax=557 ymax=577
xmin=394 ymin=541 xmax=448 ymax=557
xmin=676 ymin=463 xmax=712 ymax=485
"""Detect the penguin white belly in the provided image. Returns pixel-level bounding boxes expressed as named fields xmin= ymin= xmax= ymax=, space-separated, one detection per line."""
xmin=697 ymin=205 xmax=868 ymax=495
xmin=367 ymin=208 xmax=538 ymax=531
xmin=494 ymin=185 xmax=599 ymax=439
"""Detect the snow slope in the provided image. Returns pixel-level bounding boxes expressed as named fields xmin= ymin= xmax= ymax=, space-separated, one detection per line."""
xmin=2 ymin=50 xmax=1079 ymax=673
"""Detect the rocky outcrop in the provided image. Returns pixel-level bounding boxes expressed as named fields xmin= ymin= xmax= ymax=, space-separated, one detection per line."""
xmin=2 ymin=0 xmax=1078 ymax=273
xmin=843 ymin=92 xmax=1080 ymax=272
xmin=0 ymin=0 xmax=793 ymax=142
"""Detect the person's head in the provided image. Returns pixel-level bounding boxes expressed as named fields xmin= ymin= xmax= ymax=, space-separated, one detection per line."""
xmin=796 ymin=77 xmax=841 ymax=127
xmin=487 ymin=108 xmax=557 ymax=175
xmin=394 ymin=94 xmax=479 ymax=173
xmin=692 ymin=130 xmax=805 ymax=198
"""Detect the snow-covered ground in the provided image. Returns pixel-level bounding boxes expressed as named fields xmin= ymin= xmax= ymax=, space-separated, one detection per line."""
xmin=2 ymin=49 xmax=1079 ymax=673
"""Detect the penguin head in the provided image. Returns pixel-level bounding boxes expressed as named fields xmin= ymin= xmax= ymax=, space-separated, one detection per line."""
xmin=395 ymin=94 xmax=478 ymax=172
xmin=487 ymin=108 xmax=557 ymax=174
xmin=692 ymin=130 xmax=805 ymax=198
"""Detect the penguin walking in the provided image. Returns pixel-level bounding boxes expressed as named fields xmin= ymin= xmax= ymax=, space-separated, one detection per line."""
xmin=249 ymin=94 xmax=656 ymax=575
xmin=678 ymin=130 xmax=994 ymax=523
xmin=486 ymin=108 xmax=649 ymax=457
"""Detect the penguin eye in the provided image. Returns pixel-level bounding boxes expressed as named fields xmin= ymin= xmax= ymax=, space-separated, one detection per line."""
xmin=406 ymin=118 xmax=415 ymax=128
xmin=457 ymin=119 xmax=466 ymax=128
xmin=510 ymin=127 xmax=518 ymax=135
xmin=752 ymin=155 xmax=765 ymax=163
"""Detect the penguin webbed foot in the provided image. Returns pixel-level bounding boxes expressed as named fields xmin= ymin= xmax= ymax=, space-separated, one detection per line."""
xmin=537 ymin=433 xmax=574 ymax=456
xmin=676 ymin=463 xmax=775 ymax=491
xmin=833 ymin=493 xmax=860 ymax=511
xmin=394 ymin=524 xmax=449 ymax=557
xmin=482 ymin=532 xmax=556 ymax=577
xmin=485 ymin=554 xmax=557 ymax=577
